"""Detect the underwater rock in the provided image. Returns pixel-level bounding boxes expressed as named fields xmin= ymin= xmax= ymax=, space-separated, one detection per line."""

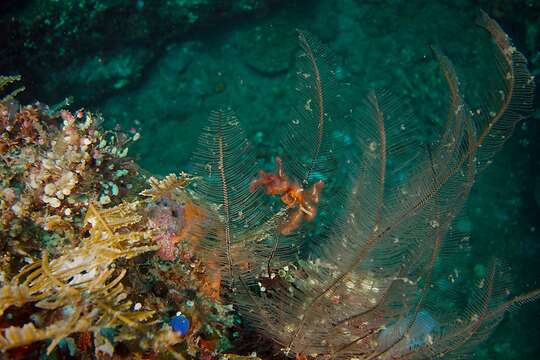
xmin=534 ymin=176 xmax=540 ymax=207
xmin=239 ymin=20 xmax=297 ymax=75
xmin=0 ymin=0 xmax=282 ymax=103
xmin=159 ymin=42 xmax=197 ymax=76
xmin=44 ymin=47 xmax=154 ymax=105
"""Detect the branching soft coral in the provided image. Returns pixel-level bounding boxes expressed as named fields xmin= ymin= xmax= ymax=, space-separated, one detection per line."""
xmin=0 ymin=202 xmax=158 ymax=354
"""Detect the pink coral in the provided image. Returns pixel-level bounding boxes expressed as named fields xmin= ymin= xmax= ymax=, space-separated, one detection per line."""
xmin=153 ymin=233 xmax=179 ymax=261
xmin=146 ymin=197 xmax=186 ymax=260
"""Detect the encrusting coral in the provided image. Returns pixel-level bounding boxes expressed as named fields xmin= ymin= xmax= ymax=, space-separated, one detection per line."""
xmin=140 ymin=173 xmax=221 ymax=299
xmin=1 ymin=77 xmax=141 ymax=246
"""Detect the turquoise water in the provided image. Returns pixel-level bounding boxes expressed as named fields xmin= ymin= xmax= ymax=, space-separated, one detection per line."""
xmin=1 ymin=0 xmax=539 ymax=358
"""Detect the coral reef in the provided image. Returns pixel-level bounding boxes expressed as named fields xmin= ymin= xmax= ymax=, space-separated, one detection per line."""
xmin=0 ymin=8 xmax=538 ymax=360
xmin=0 ymin=88 xmax=140 ymax=245
xmin=0 ymin=0 xmax=282 ymax=104
xmin=0 ymin=202 xmax=157 ymax=354
xmin=0 ymin=177 xmax=238 ymax=358
xmin=0 ymin=83 xmax=239 ymax=358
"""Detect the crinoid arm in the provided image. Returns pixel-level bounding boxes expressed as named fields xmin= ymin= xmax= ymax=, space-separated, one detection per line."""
xmin=235 ymin=12 xmax=535 ymax=359
xmin=0 ymin=75 xmax=25 ymax=104
xmin=470 ymin=11 xmax=535 ymax=172
xmin=282 ymin=31 xmax=354 ymax=186
xmin=190 ymin=109 xmax=282 ymax=290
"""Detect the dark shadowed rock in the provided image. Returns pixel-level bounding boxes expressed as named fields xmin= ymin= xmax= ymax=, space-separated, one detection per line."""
xmin=0 ymin=0 xmax=284 ymax=103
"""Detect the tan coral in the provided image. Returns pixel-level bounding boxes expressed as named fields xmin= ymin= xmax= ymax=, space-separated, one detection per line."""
xmin=0 ymin=202 xmax=158 ymax=354
xmin=140 ymin=172 xmax=199 ymax=200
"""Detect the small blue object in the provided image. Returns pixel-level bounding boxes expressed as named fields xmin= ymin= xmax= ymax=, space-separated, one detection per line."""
xmin=170 ymin=314 xmax=190 ymax=336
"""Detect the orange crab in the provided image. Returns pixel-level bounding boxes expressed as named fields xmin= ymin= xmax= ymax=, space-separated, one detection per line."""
xmin=249 ymin=156 xmax=324 ymax=235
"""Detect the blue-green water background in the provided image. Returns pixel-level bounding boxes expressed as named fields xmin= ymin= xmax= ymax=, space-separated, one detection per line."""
xmin=1 ymin=0 xmax=539 ymax=358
